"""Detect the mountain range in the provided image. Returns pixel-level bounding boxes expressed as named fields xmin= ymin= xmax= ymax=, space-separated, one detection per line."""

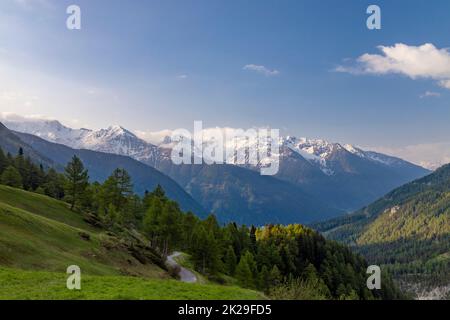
xmin=2 ymin=116 xmax=430 ymax=224
xmin=0 ymin=122 xmax=204 ymax=215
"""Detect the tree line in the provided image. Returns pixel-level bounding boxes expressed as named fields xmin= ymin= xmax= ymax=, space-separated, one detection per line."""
xmin=0 ymin=147 xmax=404 ymax=299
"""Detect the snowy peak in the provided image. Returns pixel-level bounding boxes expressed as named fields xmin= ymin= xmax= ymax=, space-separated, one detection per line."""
xmin=1 ymin=116 xmax=87 ymax=147
xmin=105 ymin=125 xmax=135 ymax=137
xmin=285 ymin=136 xmax=342 ymax=159
xmin=343 ymin=143 xmax=407 ymax=167
xmin=1 ymin=115 xmax=425 ymax=175
xmin=85 ymin=125 xmax=138 ymax=144
xmin=2 ymin=115 xmax=160 ymax=165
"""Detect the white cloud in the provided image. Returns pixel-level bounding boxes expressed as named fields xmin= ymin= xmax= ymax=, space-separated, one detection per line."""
xmin=135 ymin=129 xmax=174 ymax=145
xmin=0 ymin=112 xmax=54 ymax=122
xmin=336 ymin=43 xmax=450 ymax=89
xmin=370 ymin=142 xmax=450 ymax=170
xmin=438 ymin=79 xmax=450 ymax=89
xmin=176 ymin=74 xmax=188 ymax=79
xmin=243 ymin=64 xmax=280 ymax=77
xmin=420 ymin=91 xmax=441 ymax=98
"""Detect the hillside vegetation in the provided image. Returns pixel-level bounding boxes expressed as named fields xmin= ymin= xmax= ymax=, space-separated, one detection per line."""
xmin=0 ymin=185 xmax=164 ymax=277
xmin=0 ymin=185 xmax=265 ymax=299
xmin=0 ymin=267 xmax=263 ymax=300
xmin=0 ymin=145 xmax=403 ymax=300
xmin=313 ymin=164 xmax=450 ymax=298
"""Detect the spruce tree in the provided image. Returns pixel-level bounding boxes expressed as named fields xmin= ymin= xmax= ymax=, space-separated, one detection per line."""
xmin=235 ymin=251 xmax=256 ymax=288
xmin=64 ymin=155 xmax=89 ymax=210
xmin=0 ymin=148 xmax=7 ymax=174
xmin=191 ymin=224 xmax=221 ymax=274
xmin=224 ymin=245 xmax=237 ymax=275
xmin=1 ymin=165 xmax=23 ymax=188
xmin=257 ymin=265 xmax=270 ymax=291
xmin=43 ymin=168 xmax=65 ymax=199
xmin=269 ymin=265 xmax=282 ymax=287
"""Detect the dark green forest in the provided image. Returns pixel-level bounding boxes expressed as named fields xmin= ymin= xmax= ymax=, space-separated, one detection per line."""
xmin=313 ymin=164 xmax=450 ymax=295
xmin=0 ymin=146 xmax=404 ymax=299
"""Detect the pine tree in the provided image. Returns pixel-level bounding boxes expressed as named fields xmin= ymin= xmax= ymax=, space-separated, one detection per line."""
xmin=191 ymin=224 xmax=221 ymax=274
xmin=302 ymin=262 xmax=319 ymax=281
xmin=0 ymin=148 xmax=8 ymax=174
xmin=64 ymin=155 xmax=89 ymax=210
xmin=13 ymin=149 xmax=25 ymax=187
xmin=43 ymin=168 xmax=65 ymax=199
xmin=1 ymin=165 xmax=23 ymax=188
xmin=152 ymin=184 xmax=166 ymax=199
xmin=158 ymin=202 xmax=182 ymax=256
xmin=269 ymin=265 xmax=282 ymax=288
xmin=235 ymin=252 xmax=255 ymax=288
xmin=101 ymin=168 xmax=134 ymax=224
xmin=249 ymin=225 xmax=257 ymax=254
xmin=143 ymin=196 xmax=163 ymax=247
xmin=191 ymin=224 xmax=210 ymax=273
xmin=224 ymin=245 xmax=237 ymax=275
xmin=257 ymin=265 xmax=270 ymax=291
xmin=181 ymin=212 xmax=199 ymax=250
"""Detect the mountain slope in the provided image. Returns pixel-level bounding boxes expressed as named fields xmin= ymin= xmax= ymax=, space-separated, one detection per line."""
xmin=313 ymin=164 xmax=450 ymax=299
xmin=0 ymin=185 xmax=165 ymax=276
xmin=12 ymin=131 xmax=206 ymax=216
xmin=11 ymin=126 xmax=343 ymax=225
xmin=0 ymin=122 xmax=53 ymax=168
xmin=0 ymin=186 xmax=264 ymax=300
xmin=155 ymin=161 xmax=342 ymax=224
xmin=4 ymin=117 xmax=429 ymax=222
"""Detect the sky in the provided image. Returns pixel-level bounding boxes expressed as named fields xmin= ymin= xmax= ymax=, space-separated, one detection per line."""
xmin=0 ymin=0 xmax=450 ymax=168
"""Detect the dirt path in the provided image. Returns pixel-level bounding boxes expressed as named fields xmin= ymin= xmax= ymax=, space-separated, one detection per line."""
xmin=166 ymin=252 xmax=197 ymax=283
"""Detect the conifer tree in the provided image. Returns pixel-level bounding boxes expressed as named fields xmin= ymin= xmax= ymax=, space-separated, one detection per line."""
xmin=1 ymin=165 xmax=23 ymax=188
xmin=224 ymin=245 xmax=237 ymax=275
xmin=257 ymin=265 xmax=270 ymax=291
xmin=235 ymin=252 xmax=255 ymax=288
xmin=64 ymin=155 xmax=89 ymax=210
xmin=0 ymin=148 xmax=7 ymax=174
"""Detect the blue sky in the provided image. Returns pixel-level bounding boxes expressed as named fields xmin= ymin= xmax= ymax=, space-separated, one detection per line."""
xmin=1 ymin=0 xmax=450 ymax=166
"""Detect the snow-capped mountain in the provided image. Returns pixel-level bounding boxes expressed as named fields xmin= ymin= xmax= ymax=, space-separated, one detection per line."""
xmin=2 ymin=115 xmax=428 ymax=177
xmin=2 ymin=117 xmax=162 ymax=167
xmin=135 ymin=127 xmax=414 ymax=176
xmin=2 ymin=115 xmax=430 ymax=215
xmin=80 ymin=125 xmax=161 ymax=166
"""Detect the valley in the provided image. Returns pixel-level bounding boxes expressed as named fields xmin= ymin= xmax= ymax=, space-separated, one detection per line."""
xmin=0 ymin=118 xmax=447 ymax=300
xmin=2 ymin=117 xmax=429 ymax=224
xmin=313 ymin=164 xmax=450 ymax=299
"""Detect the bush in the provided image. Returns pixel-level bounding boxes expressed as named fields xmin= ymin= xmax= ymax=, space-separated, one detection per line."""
xmin=268 ymin=278 xmax=331 ymax=300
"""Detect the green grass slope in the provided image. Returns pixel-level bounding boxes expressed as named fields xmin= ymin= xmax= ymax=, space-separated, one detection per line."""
xmin=0 ymin=185 xmax=264 ymax=300
xmin=0 ymin=185 xmax=164 ymax=277
xmin=0 ymin=267 xmax=264 ymax=300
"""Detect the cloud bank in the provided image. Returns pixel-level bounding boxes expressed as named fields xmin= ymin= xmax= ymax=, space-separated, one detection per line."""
xmin=371 ymin=142 xmax=450 ymax=170
xmin=336 ymin=43 xmax=450 ymax=89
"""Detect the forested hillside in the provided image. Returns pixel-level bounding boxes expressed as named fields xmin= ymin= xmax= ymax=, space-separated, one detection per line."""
xmin=0 ymin=145 xmax=403 ymax=299
xmin=313 ymin=164 xmax=450 ymax=298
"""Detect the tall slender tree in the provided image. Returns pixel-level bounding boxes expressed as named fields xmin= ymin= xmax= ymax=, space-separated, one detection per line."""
xmin=64 ymin=155 xmax=89 ymax=210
